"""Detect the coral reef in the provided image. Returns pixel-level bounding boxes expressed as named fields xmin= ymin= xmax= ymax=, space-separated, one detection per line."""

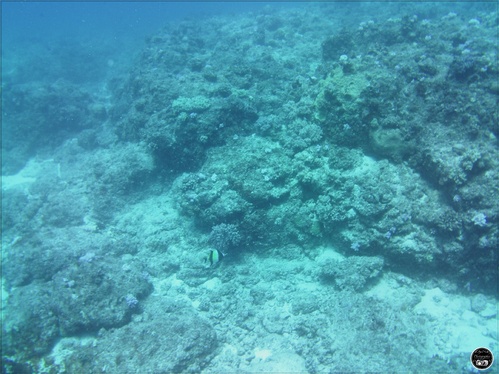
xmin=2 ymin=2 xmax=497 ymax=372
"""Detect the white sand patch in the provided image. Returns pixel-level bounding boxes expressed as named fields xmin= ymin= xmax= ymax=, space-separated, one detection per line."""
xmin=367 ymin=275 xmax=498 ymax=362
xmin=2 ymin=166 xmax=37 ymax=190
xmin=1 ymin=174 xmax=36 ymax=190
xmin=151 ymin=273 xmax=184 ymax=297
xmin=201 ymin=277 xmax=222 ymax=291
xmin=250 ymin=350 xmax=307 ymax=372
xmin=170 ymin=275 xmax=184 ymax=288
xmin=222 ymin=343 xmax=238 ymax=355
xmin=295 ymin=280 xmax=321 ymax=295
xmin=254 ymin=348 xmax=272 ymax=360
xmin=46 ymin=336 xmax=96 ymax=369
xmin=413 ymin=287 xmax=498 ymax=358
xmin=414 ymin=287 xmax=470 ymax=319
xmin=314 ymin=246 xmax=345 ymax=263
xmin=268 ymin=351 xmax=307 ymax=372
xmin=2 ymin=157 xmax=61 ymax=191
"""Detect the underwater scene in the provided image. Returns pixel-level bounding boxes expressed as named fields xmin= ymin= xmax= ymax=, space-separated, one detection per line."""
xmin=1 ymin=2 xmax=498 ymax=373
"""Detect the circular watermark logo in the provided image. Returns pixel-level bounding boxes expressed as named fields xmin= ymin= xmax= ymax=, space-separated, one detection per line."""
xmin=470 ymin=347 xmax=493 ymax=370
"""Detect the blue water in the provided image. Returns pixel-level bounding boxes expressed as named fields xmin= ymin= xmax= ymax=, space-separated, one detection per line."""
xmin=3 ymin=2 xmax=292 ymax=47
xmin=4 ymin=2 xmax=268 ymax=38
xmin=2 ymin=2 xmax=299 ymax=86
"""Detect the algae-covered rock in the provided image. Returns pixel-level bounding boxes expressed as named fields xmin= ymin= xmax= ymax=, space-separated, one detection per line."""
xmin=2 ymin=254 xmax=153 ymax=359
xmin=171 ymin=95 xmax=211 ymax=115
xmin=314 ymin=66 xmax=369 ymax=123
xmin=320 ymin=256 xmax=384 ymax=291
xmin=59 ymin=302 xmax=218 ymax=373
xmin=175 ymin=136 xmax=293 ymax=226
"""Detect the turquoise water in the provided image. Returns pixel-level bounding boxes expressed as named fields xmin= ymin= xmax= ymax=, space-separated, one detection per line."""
xmin=2 ymin=2 xmax=498 ymax=373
